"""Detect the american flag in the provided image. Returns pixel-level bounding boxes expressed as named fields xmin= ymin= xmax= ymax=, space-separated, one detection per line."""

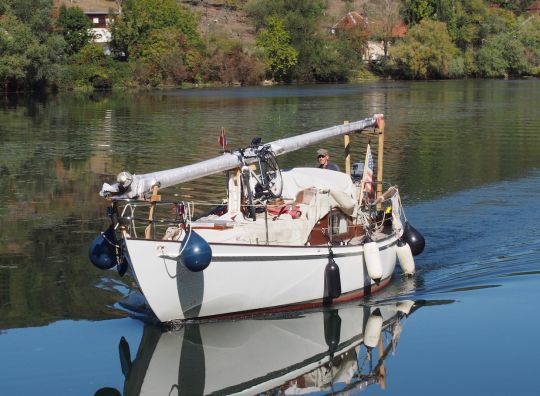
xmin=218 ymin=127 xmax=227 ymax=150
xmin=362 ymin=143 xmax=375 ymax=199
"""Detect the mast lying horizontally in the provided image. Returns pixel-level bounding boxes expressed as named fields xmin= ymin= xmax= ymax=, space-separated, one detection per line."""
xmin=100 ymin=115 xmax=382 ymax=199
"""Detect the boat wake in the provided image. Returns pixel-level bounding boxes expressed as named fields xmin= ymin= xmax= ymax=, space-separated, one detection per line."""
xmin=372 ymin=170 xmax=540 ymax=303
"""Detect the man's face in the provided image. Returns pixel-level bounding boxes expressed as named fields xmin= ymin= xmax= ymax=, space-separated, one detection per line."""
xmin=318 ymin=154 xmax=329 ymax=166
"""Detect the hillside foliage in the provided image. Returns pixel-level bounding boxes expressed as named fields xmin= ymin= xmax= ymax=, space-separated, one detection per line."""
xmin=0 ymin=0 xmax=540 ymax=91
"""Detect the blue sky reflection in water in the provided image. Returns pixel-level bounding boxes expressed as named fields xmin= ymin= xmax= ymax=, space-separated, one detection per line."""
xmin=0 ymin=81 xmax=540 ymax=395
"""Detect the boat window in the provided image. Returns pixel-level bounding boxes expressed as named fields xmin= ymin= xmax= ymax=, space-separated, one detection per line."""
xmin=329 ymin=213 xmax=348 ymax=236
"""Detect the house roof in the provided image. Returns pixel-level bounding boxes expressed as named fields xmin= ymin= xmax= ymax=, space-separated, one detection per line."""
xmin=528 ymin=0 xmax=540 ymax=13
xmin=332 ymin=11 xmax=407 ymax=38
xmin=391 ymin=21 xmax=407 ymax=38
xmin=54 ymin=0 xmax=119 ymax=14
xmin=332 ymin=11 xmax=367 ymax=31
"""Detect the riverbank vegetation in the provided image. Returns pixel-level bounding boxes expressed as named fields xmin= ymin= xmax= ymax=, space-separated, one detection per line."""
xmin=1 ymin=0 xmax=540 ymax=91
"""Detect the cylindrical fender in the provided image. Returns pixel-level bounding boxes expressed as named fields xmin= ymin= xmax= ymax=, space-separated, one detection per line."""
xmin=396 ymin=239 xmax=415 ymax=275
xmin=364 ymin=308 xmax=383 ymax=348
xmin=364 ymin=241 xmax=383 ymax=281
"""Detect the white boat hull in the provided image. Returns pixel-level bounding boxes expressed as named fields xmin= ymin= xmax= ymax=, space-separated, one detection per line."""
xmin=124 ymin=234 xmax=399 ymax=322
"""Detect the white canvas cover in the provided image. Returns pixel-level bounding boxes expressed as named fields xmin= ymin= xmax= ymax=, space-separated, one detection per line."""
xmin=232 ymin=169 xmax=359 ymax=245
xmin=281 ymin=168 xmax=355 ymax=200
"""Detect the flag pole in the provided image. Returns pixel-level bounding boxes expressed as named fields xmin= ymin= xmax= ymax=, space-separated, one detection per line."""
xmin=359 ymin=142 xmax=371 ymax=206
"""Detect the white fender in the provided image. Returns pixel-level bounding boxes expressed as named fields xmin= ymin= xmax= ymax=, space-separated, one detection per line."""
xmin=364 ymin=310 xmax=383 ymax=348
xmin=397 ymin=300 xmax=415 ymax=315
xmin=396 ymin=241 xmax=415 ymax=275
xmin=363 ymin=241 xmax=383 ymax=280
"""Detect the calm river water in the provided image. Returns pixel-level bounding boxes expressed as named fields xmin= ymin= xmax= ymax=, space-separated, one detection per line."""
xmin=1 ymin=80 xmax=539 ymax=395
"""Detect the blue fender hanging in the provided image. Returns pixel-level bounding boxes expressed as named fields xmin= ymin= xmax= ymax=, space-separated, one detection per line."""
xmin=180 ymin=230 xmax=212 ymax=272
xmin=89 ymin=225 xmax=118 ymax=270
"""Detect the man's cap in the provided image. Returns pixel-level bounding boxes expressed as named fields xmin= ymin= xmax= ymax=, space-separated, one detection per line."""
xmin=316 ymin=148 xmax=328 ymax=156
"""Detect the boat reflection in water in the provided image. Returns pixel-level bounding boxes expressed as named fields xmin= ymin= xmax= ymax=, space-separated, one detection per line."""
xmin=100 ymin=301 xmax=419 ymax=395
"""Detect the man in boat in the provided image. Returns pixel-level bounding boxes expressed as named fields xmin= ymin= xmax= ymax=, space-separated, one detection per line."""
xmin=316 ymin=149 xmax=340 ymax=171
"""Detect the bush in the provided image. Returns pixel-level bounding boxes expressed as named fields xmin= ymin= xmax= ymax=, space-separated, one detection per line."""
xmin=462 ymin=47 xmax=478 ymax=76
xmin=57 ymin=5 xmax=93 ymax=55
xmin=476 ymin=33 xmax=528 ymax=77
xmin=248 ymin=0 xmax=339 ymax=82
xmin=448 ymin=56 xmax=465 ymax=78
xmin=519 ymin=14 xmax=540 ymax=71
xmin=205 ymin=45 xmax=265 ymax=85
xmin=476 ymin=38 xmax=507 ymax=77
xmin=256 ymin=16 xmax=298 ymax=81
xmin=390 ymin=19 xmax=459 ymax=79
xmin=111 ymin=0 xmax=201 ymax=60
xmin=60 ymin=44 xmax=114 ymax=90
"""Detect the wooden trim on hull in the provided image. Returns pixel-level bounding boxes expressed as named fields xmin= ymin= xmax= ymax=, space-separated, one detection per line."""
xmin=125 ymin=233 xmax=397 ymax=250
xmin=170 ymin=276 xmax=393 ymax=324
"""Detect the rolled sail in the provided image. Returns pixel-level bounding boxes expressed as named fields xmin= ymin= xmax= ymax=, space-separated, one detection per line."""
xmin=100 ymin=115 xmax=381 ymax=199
xmin=269 ymin=115 xmax=380 ymax=155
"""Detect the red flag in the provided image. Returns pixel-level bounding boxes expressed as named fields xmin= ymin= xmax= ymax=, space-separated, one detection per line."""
xmin=218 ymin=127 xmax=227 ymax=150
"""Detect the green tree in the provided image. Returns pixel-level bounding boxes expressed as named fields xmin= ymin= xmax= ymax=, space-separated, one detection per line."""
xmin=519 ymin=14 xmax=540 ymax=73
xmin=430 ymin=0 xmax=457 ymax=39
xmin=310 ymin=39 xmax=356 ymax=82
xmin=490 ymin=0 xmax=534 ymax=15
xmin=64 ymin=43 xmax=113 ymax=89
xmin=482 ymin=7 xmax=517 ymax=37
xmin=477 ymin=32 xmax=528 ymax=77
xmin=111 ymin=0 xmax=200 ymax=60
xmin=401 ymin=0 xmax=434 ymax=25
xmin=365 ymin=0 xmax=401 ymax=57
xmin=402 ymin=0 xmax=489 ymax=50
xmin=0 ymin=1 xmax=67 ymax=90
xmin=256 ymin=16 xmax=298 ymax=81
xmin=248 ymin=0 xmax=357 ymax=82
xmin=390 ymin=19 xmax=459 ymax=79
xmin=57 ymin=5 xmax=93 ymax=55
xmin=452 ymin=0 xmax=489 ymax=49
xmin=1 ymin=0 xmax=55 ymax=41
xmin=26 ymin=33 xmax=66 ymax=88
xmin=134 ymin=28 xmax=202 ymax=86
xmin=335 ymin=24 xmax=368 ymax=61
xmin=0 ymin=13 xmax=32 ymax=90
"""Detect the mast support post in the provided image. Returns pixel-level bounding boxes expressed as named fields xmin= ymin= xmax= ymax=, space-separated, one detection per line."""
xmin=343 ymin=121 xmax=351 ymax=176
xmin=145 ymin=185 xmax=161 ymax=239
xmin=376 ymin=117 xmax=385 ymax=210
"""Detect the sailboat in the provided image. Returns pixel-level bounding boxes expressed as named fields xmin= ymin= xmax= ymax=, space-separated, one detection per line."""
xmin=89 ymin=114 xmax=425 ymax=323
xmin=99 ymin=301 xmax=418 ymax=395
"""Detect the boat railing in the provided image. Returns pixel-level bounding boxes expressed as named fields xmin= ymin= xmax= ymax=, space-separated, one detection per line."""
xmin=109 ymin=179 xmax=399 ymax=243
xmin=357 ymin=181 xmax=399 ymax=236
xmin=111 ymin=199 xmax=202 ymax=240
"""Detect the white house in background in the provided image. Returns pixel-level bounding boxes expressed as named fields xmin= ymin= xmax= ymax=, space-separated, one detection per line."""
xmin=85 ymin=11 xmax=114 ymax=44
xmin=331 ymin=11 xmax=407 ymax=62
xmin=55 ymin=0 xmax=120 ymax=52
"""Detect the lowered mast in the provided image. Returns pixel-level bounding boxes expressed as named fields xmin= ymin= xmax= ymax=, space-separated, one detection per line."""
xmin=101 ymin=115 xmax=382 ymax=199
